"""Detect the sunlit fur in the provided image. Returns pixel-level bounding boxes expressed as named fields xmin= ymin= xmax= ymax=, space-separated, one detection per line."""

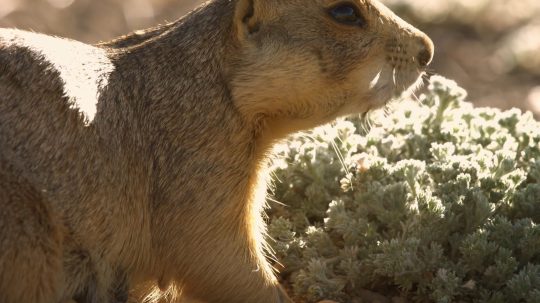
xmin=0 ymin=0 xmax=432 ymax=302
xmin=231 ymin=0 xmax=433 ymax=145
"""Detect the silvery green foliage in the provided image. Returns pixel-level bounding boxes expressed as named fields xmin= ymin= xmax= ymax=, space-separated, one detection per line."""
xmin=267 ymin=76 xmax=540 ymax=303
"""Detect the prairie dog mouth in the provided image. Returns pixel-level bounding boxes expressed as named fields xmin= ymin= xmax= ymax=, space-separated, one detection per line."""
xmin=367 ymin=65 xmax=428 ymax=108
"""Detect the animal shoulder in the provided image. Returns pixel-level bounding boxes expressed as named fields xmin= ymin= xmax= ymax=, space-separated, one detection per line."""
xmin=0 ymin=29 xmax=113 ymax=123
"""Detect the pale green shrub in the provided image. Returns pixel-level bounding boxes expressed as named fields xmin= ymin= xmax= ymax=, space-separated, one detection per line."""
xmin=268 ymin=76 xmax=540 ymax=303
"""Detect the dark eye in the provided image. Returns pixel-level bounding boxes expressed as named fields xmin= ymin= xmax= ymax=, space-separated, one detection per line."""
xmin=329 ymin=4 xmax=365 ymax=27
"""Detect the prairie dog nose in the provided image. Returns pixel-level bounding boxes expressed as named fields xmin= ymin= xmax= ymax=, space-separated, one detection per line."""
xmin=416 ymin=33 xmax=434 ymax=67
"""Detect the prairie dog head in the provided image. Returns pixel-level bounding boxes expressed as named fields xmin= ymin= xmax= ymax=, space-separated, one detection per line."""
xmin=229 ymin=0 xmax=433 ymax=138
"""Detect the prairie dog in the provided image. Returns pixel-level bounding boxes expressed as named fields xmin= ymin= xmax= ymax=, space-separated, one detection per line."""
xmin=0 ymin=0 xmax=433 ymax=302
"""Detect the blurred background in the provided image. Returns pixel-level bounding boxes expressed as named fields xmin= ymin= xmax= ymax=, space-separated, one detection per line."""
xmin=1 ymin=0 xmax=539 ymax=115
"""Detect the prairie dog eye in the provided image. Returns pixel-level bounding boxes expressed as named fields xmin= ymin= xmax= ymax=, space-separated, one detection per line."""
xmin=328 ymin=3 xmax=365 ymax=27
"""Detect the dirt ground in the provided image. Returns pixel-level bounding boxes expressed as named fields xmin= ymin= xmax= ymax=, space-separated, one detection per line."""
xmin=1 ymin=0 xmax=539 ymax=115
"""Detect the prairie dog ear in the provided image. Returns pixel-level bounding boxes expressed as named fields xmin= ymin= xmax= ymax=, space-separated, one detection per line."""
xmin=234 ymin=0 xmax=261 ymax=39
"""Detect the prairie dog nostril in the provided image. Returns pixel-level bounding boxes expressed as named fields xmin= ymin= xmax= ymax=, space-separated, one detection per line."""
xmin=416 ymin=35 xmax=434 ymax=67
xmin=417 ymin=49 xmax=432 ymax=67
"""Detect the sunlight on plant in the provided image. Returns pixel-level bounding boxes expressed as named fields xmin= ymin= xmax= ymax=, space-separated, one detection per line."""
xmin=268 ymin=76 xmax=540 ymax=302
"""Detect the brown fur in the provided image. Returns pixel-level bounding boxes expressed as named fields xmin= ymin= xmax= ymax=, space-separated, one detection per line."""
xmin=0 ymin=0 xmax=433 ymax=302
